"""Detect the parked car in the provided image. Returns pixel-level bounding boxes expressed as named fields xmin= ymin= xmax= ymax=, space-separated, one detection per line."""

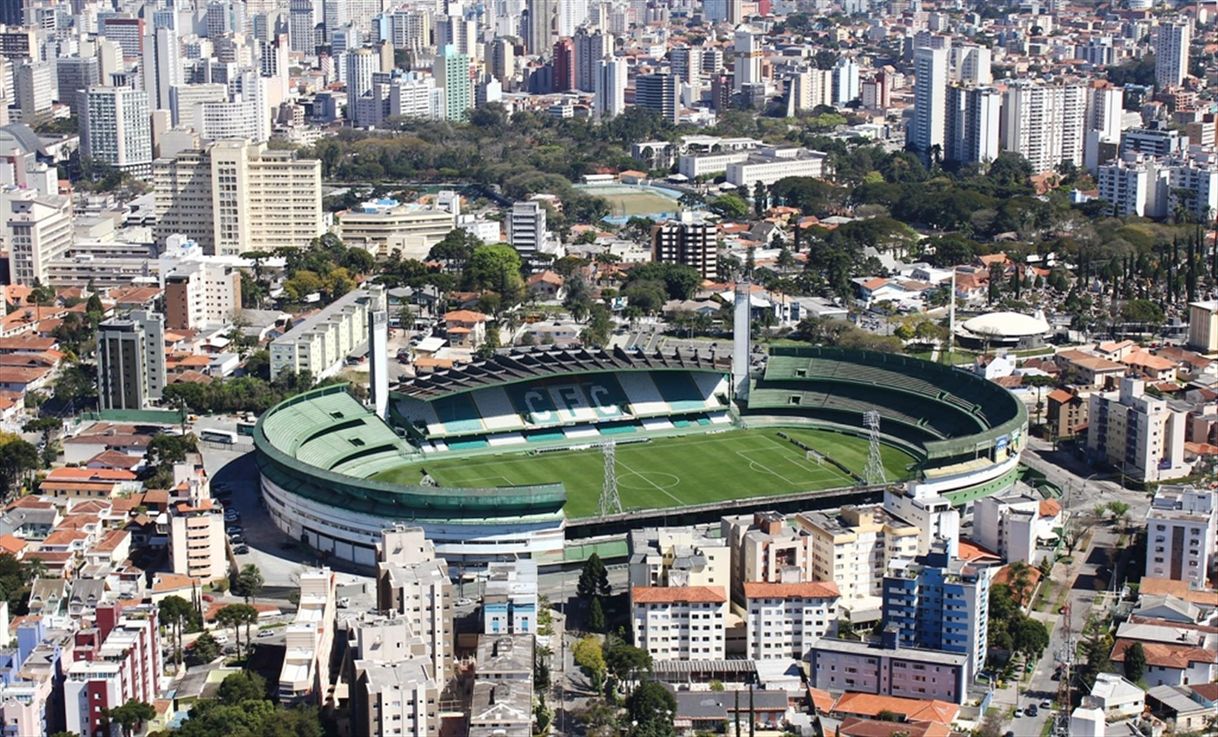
xmin=257 ymin=629 xmax=276 ymax=638
xmin=1026 ymin=706 xmax=1039 ymax=717
xmin=226 ymin=525 xmax=244 ymax=535
xmin=229 ymin=534 xmax=246 ymax=545
xmin=1040 ymin=700 xmax=1053 ymax=710
xmin=232 ymin=544 xmax=249 ymax=554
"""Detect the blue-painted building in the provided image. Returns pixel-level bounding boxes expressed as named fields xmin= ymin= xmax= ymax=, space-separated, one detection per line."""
xmin=881 ymin=538 xmax=994 ymax=681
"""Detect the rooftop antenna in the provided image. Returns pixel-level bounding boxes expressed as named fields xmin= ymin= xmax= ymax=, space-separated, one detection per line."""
xmin=598 ymin=442 xmax=622 ymax=517
xmin=863 ymin=411 xmax=886 ymax=486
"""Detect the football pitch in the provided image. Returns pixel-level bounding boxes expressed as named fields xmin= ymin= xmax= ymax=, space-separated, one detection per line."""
xmin=374 ymin=429 xmax=916 ymax=519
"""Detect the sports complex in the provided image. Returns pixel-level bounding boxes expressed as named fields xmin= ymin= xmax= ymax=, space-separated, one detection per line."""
xmin=253 ymin=343 xmax=1028 ymax=566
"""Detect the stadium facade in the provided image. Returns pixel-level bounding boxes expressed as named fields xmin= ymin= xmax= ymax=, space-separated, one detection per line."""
xmin=254 ymin=341 xmax=1027 ymax=566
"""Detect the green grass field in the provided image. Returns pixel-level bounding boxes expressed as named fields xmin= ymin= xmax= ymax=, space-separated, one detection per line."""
xmin=374 ymin=429 xmax=916 ymax=519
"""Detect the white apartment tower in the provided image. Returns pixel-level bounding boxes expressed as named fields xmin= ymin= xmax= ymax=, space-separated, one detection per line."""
xmin=507 ymin=200 xmax=546 ymax=261
xmin=594 ymin=56 xmax=626 ymax=120
xmin=1145 ymin=486 xmax=1216 ymax=589
xmin=1154 ymin=19 xmax=1191 ymax=89
xmin=6 ymin=194 xmax=72 ymax=286
xmin=912 ymin=46 xmax=948 ymax=160
xmin=733 ymin=26 xmax=762 ymax=93
xmin=1001 ymin=81 xmax=1085 ymax=174
xmin=82 ymin=87 xmax=153 ymax=179
xmin=142 ymin=25 xmax=181 ymax=112
xmin=153 ymin=140 xmax=323 ymax=255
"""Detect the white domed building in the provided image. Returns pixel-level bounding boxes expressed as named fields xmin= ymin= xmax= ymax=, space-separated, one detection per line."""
xmin=956 ymin=310 xmax=1051 ymax=349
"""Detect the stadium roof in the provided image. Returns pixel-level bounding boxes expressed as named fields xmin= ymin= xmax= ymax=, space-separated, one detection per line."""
xmin=396 ymin=345 xmax=731 ymax=399
xmin=959 ymin=311 xmax=1050 ymax=338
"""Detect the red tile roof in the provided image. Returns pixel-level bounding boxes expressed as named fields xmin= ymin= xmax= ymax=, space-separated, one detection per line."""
xmin=742 ymin=581 xmax=840 ymax=599
xmin=632 ymin=586 xmax=726 ymax=604
xmin=831 ymin=693 xmax=960 ymax=725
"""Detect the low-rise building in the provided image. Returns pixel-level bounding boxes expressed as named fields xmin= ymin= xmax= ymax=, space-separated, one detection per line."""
xmin=1089 ymin=672 xmax=1145 ymax=719
xmin=483 ymin=560 xmax=537 ymax=635
xmin=806 ymin=629 xmax=969 ymax=704
xmin=972 ymin=491 xmax=1061 ymax=563
xmin=336 ymin=198 xmax=456 ymax=260
xmin=269 ymin=288 xmax=370 ymax=381
xmin=470 ymin=634 xmax=533 ymax=737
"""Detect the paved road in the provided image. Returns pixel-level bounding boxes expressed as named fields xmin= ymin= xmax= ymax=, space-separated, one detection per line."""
xmin=993 ymin=441 xmax=1147 ymax=737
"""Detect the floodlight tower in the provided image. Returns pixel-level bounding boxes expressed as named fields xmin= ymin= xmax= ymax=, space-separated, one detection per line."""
xmin=368 ymin=283 xmax=389 ymax=419
xmin=599 ymin=442 xmax=622 ymax=517
xmin=863 ymin=410 xmax=886 ymax=486
xmin=732 ymin=280 xmax=751 ymax=402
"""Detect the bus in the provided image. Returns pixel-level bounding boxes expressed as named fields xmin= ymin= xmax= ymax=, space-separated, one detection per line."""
xmin=199 ymin=429 xmax=238 ymax=445
xmin=236 ymin=420 xmax=257 ymax=437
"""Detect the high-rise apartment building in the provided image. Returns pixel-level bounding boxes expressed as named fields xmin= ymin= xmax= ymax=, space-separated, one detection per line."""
xmin=433 ymin=44 xmax=472 ymax=121
xmin=55 ymin=56 xmax=99 ymax=117
xmin=953 ymin=43 xmax=991 ymax=84
xmin=882 ymin=539 xmax=993 ymax=681
xmin=575 ymin=28 xmax=614 ymax=92
xmin=832 ymin=56 xmax=860 ymax=105
xmin=1187 ymin=300 xmax=1218 ymax=353
xmin=377 ymin=526 xmax=452 ymax=684
xmin=635 ymin=72 xmax=679 ymax=123
xmin=594 ymin=56 xmax=626 ymax=120
xmin=162 ymin=261 xmax=242 ymax=332
xmin=798 ymin=505 xmax=921 ymax=614
xmin=508 ymin=200 xmax=547 ymax=261
xmin=1001 ymin=80 xmax=1086 ymax=173
xmin=154 ymin=140 xmax=322 ymax=256
xmin=13 ymin=60 xmax=52 ymax=122
xmin=1087 ymin=378 xmax=1191 ymax=483
xmin=143 ymin=25 xmax=181 ymax=111
xmin=6 ymin=193 xmax=71 ymax=286
xmin=552 ymin=38 xmax=575 ymax=92
xmin=791 ymin=67 xmax=832 ymax=112
xmin=83 ymin=87 xmax=153 ymax=178
xmin=911 ymin=46 xmax=948 ymax=160
xmin=945 ymin=84 xmax=1000 ymax=165
xmin=526 ymin=0 xmax=556 ymax=55
xmin=733 ymin=26 xmax=761 ymax=92
xmin=1154 ymin=19 xmax=1190 ymax=89
xmin=64 ymin=605 xmax=162 ymax=737
xmin=289 ymin=0 xmax=319 ymax=54
xmin=1144 ymin=486 xmax=1216 ymax=589
xmin=169 ymin=464 xmax=228 ymax=583
xmin=650 ymin=211 xmax=716 ymax=280
xmin=96 ymin=310 xmax=167 ymax=411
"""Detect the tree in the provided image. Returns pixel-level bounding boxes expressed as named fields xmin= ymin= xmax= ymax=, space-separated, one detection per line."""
xmin=218 ymin=671 xmax=267 ymax=705
xmin=585 ymin=596 xmax=606 ymax=633
xmin=428 ymin=228 xmax=481 ymax=265
xmin=1106 ymin=501 xmax=1131 ymax=535
xmin=235 ymin=564 xmax=265 ymax=604
xmin=465 ymin=245 xmax=525 ymax=304
xmin=1122 ymin=641 xmax=1146 ymax=682
xmin=214 ymin=603 xmax=258 ymax=659
xmin=0 ymin=434 xmax=39 ymax=498
xmin=572 ymin=635 xmax=607 ymax=690
xmin=605 ymin=639 xmax=652 ymax=682
xmin=1120 ymin=298 xmax=1164 ymax=325
xmin=1008 ymin=561 xmax=1033 ymax=606
xmin=626 ymin=681 xmax=676 ymax=732
xmin=188 ymin=631 xmax=220 ymax=666
xmin=159 ymin=595 xmax=196 ymax=666
xmin=103 ymin=699 xmax=155 ymax=737
xmin=707 ymin=193 xmax=749 ymax=220
xmin=1011 ymin=615 xmax=1050 ymax=656
xmin=577 ymin=554 xmax=611 ymax=599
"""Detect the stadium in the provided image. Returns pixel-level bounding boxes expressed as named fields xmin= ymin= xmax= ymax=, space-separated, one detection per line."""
xmin=253 ymin=341 xmax=1027 ymax=566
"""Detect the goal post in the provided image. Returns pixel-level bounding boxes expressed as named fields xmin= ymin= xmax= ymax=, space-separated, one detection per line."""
xmin=805 ymin=450 xmax=824 ymax=465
